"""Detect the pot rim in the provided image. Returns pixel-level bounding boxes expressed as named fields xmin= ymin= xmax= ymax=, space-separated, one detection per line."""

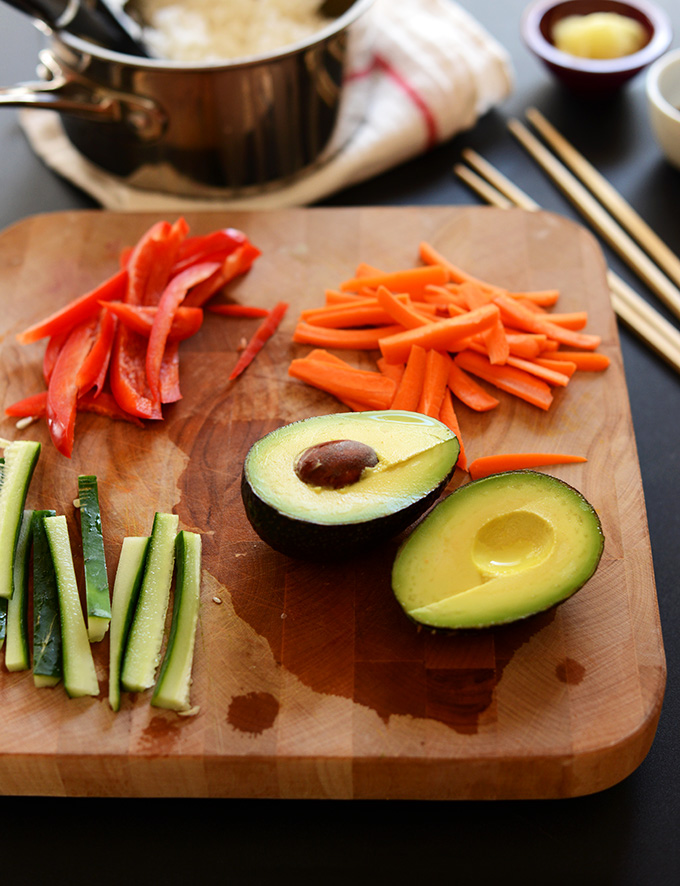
xmin=54 ymin=0 xmax=376 ymax=71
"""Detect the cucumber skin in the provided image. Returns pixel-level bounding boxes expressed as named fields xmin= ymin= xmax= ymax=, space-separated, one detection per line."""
xmin=152 ymin=531 xmax=202 ymax=712
xmin=78 ymin=475 xmax=111 ymax=640
xmin=121 ymin=513 xmax=179 ymax=693
xmin=0 ymin=441 xmax=41 ymax=601
xmin=108 ymin=536 xmax=149 ymax=712
xmin=32 ymin=509 xmax=62 ymax=686
xmin=4 ymin=510 xmax=34 ymax=672
xmin=44 ymin=515 xmax=99 ymax=698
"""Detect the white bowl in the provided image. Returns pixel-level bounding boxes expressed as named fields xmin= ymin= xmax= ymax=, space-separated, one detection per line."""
xmin=646 ymin=48 xmax=680 ymax=169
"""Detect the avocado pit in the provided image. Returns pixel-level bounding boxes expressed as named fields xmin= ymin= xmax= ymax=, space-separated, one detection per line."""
xmin=294 ymin=439 xmax=379 ymax=489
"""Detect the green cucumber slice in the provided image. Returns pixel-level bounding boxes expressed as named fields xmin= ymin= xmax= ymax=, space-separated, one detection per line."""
xmin=108 ymin=536 xmax=149 ymax=712
xmin=77 ymin=475 xmax=111 ymax=642
xmin=43 ymin=515 xmax=99 ymax=698
xmin=32 ymin=509 xmax=61 ymax=688
xmin=4 ymin=510 xmax=34 ymax=672
xmin=121 ymin=512 xmax=179 ymax=693
xmin=152 ymin=531 xmax=202 ymax=712
xmin=0 ymin=439 xmax=41 ymax=600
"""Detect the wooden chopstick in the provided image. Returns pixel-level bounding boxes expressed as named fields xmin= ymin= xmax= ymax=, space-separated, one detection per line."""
xmin=525 ymin=107 xmax=680 ymax=292
xmin=453 ymin=152 xmax=680 ymax=374
xmin=507 ymin=117 xmax=680 ymax=323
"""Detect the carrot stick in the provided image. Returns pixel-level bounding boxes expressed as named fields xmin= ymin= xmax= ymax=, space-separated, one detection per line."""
xmin=548 ymin=351 xmax=611 ymax=371
xmin=229 ymin=301 xmax=289 ymax=381
xmin=507 ymin=289 xmax=560 ymax=307
xmin=293 ymin=321 xmax=403 ymax=350
xmin=540 ymin=311 xmax=589 ymax=330
xmin=454 ymin=350 xmax=554 ymax=410
xmin=418 ymin=350 xmax=451 ymax=417
xmin=377 ymin=357 xmax=405 ymax=384
xmin=288 ymin=358 xmax=396 ymax=410
xmin=375 ymin=285 xmax=430 ymax=330
xmin=300 ymin=349 xmax=373 ymax=410
xmin=533 ymin=357 xmax=578 ymax=377
xmin=504 ymin=332 xmax=547 ymax=359
xmin=304 ymin=303 xmax=396 ymax=328
xmin=468 ymin=452 xmax=587 ymax=481
xmin=479 ymin=315 xmax=510 ymax=365
xmin=439 ymin=390 xmax=467 ymax=471
xmin=354 ymin=262 xmax=384 ymax=277
xmin=390 ymin=344 xmax=427 ymax=411
xmin=447 ymin=362 xmax=499 ymax=412
xmin=340 ymin=265 xmax=448 ymax=298
xmin=458 ymin=280 xmax=495 ymax=309
xmin=324 ymin=289 xmax=365 ymax=306
xmin=419 ymin=242 xmax=499 ymax=291
xmin=378 ymin=303 xmax=500 ymax=364
xmin=494 ymin=293 xmax=601 ymax=351
xmin=504 ymin=354 xmax=572 ymax=387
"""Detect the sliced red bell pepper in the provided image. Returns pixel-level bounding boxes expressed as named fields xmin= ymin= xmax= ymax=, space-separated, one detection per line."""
xmin=75 ymin=308 xmax=117 ymax=397
xmin=101 ymin=302 xmax=203 ymax=341
xmin=183 ymin=242 xmax=262 ymax=308
xmin=5 ymin=390 xmax=48 ymax=418
xmin=228 ymin=301 xmax=289 ymax=381
xmin=109 ymin=324 xmax=161 ymax=420
xmin=46 ymin=318 xmax=99 ymax=457
xmin=17 ymin=268 xmax=127 ymax=345
xmin=78 ymin=391 xmax=144 ymax=426
xmin=43 ymin=331 xmax=68 ymax=383
xmin=145 ymin=261 xmax=220 ymax=409
xmin=160 ymin=341 xmax=182 ymax=404
xmin=126 ymin=217 xmax=189 ymax=306
xmin=172 ymin=228 xmax=247 ymax=273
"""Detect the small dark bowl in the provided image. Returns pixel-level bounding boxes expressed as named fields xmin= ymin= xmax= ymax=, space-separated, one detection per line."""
xmin=521 ymin=0 xmax=673 ymax=97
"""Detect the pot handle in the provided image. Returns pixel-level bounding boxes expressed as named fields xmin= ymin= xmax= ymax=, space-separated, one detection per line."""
xmin=0 ymin=49 xmax=166 ymax=141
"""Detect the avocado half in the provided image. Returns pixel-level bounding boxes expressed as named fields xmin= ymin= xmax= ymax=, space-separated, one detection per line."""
xmin=241 ymin=410 xmax=460 ymax=560
xmin=392 ymin=470 xmax=605 ymax=629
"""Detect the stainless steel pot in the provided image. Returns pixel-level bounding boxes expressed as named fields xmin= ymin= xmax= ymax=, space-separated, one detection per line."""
xmin=0 ymin=0 xmax=376 ymax=197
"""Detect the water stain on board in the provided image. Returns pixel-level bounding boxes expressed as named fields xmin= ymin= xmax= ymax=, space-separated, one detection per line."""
xmin=141 ymin=716 xmax=182 ymax=752
xmin=556 ymin=657 xmax=586 ymax=685
xmin=228 ymin=691 xmax=280 ymax=735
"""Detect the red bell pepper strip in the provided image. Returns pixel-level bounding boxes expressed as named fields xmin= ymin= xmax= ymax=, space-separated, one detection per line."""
xmin=101 ymin=302 xmax=204 ymax=341
xmin=46 ymin=317 xmax=100 ymax=457
xmin=109 ymin=324 xmax=161 ymax=420
xmin=228 ymin=301 xmax=289 ymax=381
xmin=145 ymin=261 xmax=220 ymax=409
xmin=5 ymin=390 xmax=48 ymax=418
xmin=126 ymin=217 xmax=189 ymax=306
xmin=207 ymin=304 xmax=270 ymax=318
xmin=16 ymin=268 xmax=127 ymax=345
xmin=5 ymin=389 xmax=143 ymax=427
xmin=75 ymin=308 xmax=117 ymax=397
xmin=183 ymin=242 xmax=261 ymax=308
xmin=160 ymin=341 xmax=182 ymax=404
xmin=172 ymin=228 xmax=247 ymax=273
xmin=43 ymin=331 xmax=68 ymax=383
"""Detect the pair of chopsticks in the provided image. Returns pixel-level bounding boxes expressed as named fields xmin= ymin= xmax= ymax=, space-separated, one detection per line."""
xmin=453 ymin=109 xmax=680 ymax=375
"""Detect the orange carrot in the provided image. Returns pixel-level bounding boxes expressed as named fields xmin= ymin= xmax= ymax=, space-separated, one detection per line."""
xmin=494 ymin=293 xmax=601 ymax=351
xmin=390 ymin=344 xmax=428 ymax=410
xmin=533 ymin=356 xmax=578 ymax=377
xmin=377 ymin=357 xmax=405 ymax=384
xmin=418 ymin=350 xmax=452 ymax=417
xmin=549 ymin=351 xmax=611 ymax=371
xmin=419 ymin=242 xmax=499 ymax=292
xmin=479 ymin=315 xmax=510 ymax=365
xmin=507 ymin=289 xmax=560 ymax=307
xmin=293 ymin=321 xmax=403 ymax=350
xmin=468 ymin=452 xmax=587 ymax=481
xmin=540 ymin=311 xmax=589 ymax=330
xmin=504 ymin=331 xmax=546 ymax=359
xmin=305 ymin=304 xmax=395 ymax=328
xmin=378 ymin=303 xmax=500 ymax=364
xmin=324 ymin=289 xmax=365 ymax=306
xmin=504 ymin=354 xmax=572 ymax=387
xmin=354 ymin=262 xmax=384 ymax=277
xmin=288 ymin=358 xmax=396 ymax=410
xmin=447 ymin=361 xmax=499 ymax=412
xmin=439 ymin=390 xmax=467 ymax=471
xmin=454 ymin=350 xmax=554 ymax=411
xmin=375 ymin=285 xmax=430 ymax=330
xmin=340 ymin=264 xmax=448 ymax=298
xmin=302 ymin=349 xmax=374 ymax=411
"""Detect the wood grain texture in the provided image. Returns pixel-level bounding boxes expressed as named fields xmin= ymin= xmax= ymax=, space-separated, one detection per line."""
xmin=0 ymin=207 xmax=665 ymax=799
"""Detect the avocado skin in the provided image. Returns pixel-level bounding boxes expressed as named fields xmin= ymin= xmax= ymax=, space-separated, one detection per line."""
xmin=240 ymin=467 xmax=454 ymax=561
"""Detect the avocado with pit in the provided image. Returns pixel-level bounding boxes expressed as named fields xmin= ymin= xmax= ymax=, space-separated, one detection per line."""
xmin=392 ymin=470 xmax=604 ymax=629
xmin=241 ymin=410 xmax=460 ymax=560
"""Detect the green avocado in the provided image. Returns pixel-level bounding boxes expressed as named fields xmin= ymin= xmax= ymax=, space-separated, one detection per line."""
xmin=392 ymin=470 xmax=604 ymax=629
xmin=241 ymin=410 xmax=460 ymax=560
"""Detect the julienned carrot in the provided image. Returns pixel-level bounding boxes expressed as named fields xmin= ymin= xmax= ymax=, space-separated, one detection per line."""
xmin=548 ymin=351 xmax=611 ymax=371
xmin=533 ymin=357 xmax=578 ymax=377
xmin=468 ymin=452 xmax=587 ymax=481
xmin=418 ymin=350 xmax=452 ymax=417
xmin=378 ymin=303 xmax=500 ymax=364
xmin=439 ymin=390 xmax=467 ymax=471
xmin=375 ymin=285 xmax=430 ymax=330
xmin=538 ymin=311 xmax=589 ymax=330
xmin=304 ymin=304 xmax=396 ymax=329
xmin=301 ymin=349 xmax=374 ymax=411
xmin=419 ymin=241 xmax=499 ymax=291
xmin=447 ymin=361 xmax=499 ymax=412
xmin=324 ymin=289 xmax=365 ymax=305
xmin=507 ymin=289 xmax=560 ymax=307
xmin=229 ymin=301 xmax=289 ymax=381
xmin=504 ymin=331 xmax=546 ymax=359
xmin=293 ymin=321 xmax=403 ymax=350
xmin=494 ymin=294 xmax=601 ymax=351
xmin=455 ymin=350 xmax=554 ymax=411
xmin=504 ymin=354 xmax=572 ymax=387
xmin=340 ymin=265 xmax=448 ymax=298
xmin=479 ymin=315 xmax=510 ymax=365
xmin=377 ymin=357 xmax=405 ymax=384
xmin=390 ymin=344 xmax=427 ymax=411
xmin=288 ymin=357 xmax=396 ymax=410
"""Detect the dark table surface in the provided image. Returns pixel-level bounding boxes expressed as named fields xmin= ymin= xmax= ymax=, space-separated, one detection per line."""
xmin=1 ymin=1 xmax=678 ymax=882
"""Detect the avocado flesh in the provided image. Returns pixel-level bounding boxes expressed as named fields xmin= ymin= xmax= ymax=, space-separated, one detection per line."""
xmin=241 ymin=411 xmax=460 ymax=560
xmin=246 ymin=411 xmax=459 ymax=525
xmin=392 ymin=471 xmax=604 ymax=629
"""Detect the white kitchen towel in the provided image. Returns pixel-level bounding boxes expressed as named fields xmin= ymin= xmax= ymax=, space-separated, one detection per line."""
xmin=20 ymin=0 xmax=513 ymax=210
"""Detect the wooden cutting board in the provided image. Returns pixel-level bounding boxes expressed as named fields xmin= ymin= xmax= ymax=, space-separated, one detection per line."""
xmin=0 ymin=207 xmax=665 ymax=799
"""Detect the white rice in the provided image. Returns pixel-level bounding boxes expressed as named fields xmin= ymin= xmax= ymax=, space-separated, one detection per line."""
xmin=132 ymin=0 xmax=332 ymax=63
